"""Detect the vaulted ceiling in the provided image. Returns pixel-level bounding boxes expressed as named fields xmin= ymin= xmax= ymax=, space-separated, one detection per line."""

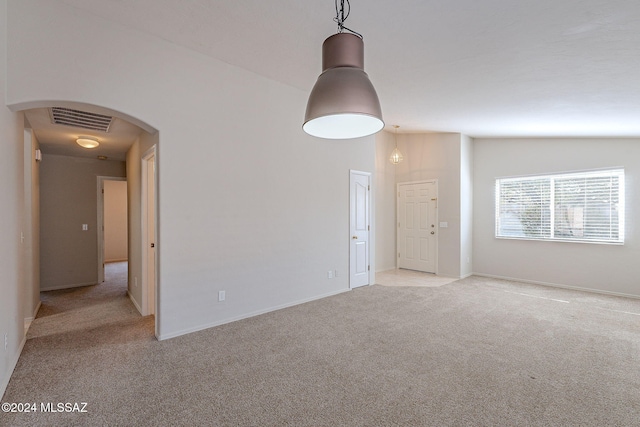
xmin=30 ymin=0 xmax=640 ymax=159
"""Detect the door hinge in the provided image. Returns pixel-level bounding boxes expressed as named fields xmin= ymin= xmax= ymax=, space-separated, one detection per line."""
xmin=398 ymin=253 xmax=400 ymax=258
xmin=368 ymin=265 xmax=370 ymax=271
xmin=368 ymin=225 xmax=370 ymax=231
xmin=102 ymin=189 xmax=104 ymax=194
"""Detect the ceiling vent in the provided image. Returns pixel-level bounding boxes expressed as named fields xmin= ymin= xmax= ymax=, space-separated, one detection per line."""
xmin=49 ymin=107 xmax=113 ymax=132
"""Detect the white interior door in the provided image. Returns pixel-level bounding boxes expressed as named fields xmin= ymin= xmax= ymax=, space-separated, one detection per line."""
xmin=398 ymin=181 xmax=437 ymax=273
xmin=350 ymin=171 xmax=371 ymax=288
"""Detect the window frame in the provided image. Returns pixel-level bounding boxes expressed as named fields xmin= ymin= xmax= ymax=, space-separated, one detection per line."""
xmin=495 ymin=168 xmax=625 ymax=245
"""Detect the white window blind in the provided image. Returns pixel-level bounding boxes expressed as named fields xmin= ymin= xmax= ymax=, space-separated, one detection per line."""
xmin=496 ymin=169 xmax=624 ymax=244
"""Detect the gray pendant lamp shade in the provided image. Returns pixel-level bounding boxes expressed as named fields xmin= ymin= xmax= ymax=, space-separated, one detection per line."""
xmin=303 ymin=33 xmax=384 ymax=139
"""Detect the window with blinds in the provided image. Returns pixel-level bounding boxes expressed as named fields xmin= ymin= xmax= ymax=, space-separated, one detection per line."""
xmin=495 ymin=169 xmax=624 ymax=244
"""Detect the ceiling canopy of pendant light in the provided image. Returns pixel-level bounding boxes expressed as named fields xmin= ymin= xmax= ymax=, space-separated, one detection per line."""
xmin=303 ymin=0 xmax=384 ymax=139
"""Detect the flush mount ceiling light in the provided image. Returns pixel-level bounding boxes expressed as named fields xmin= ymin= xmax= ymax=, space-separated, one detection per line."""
xmin=76 ymin=137 xmax=100 ymax=149
xmin=303 ymin=0 xmax=384 ymax=139
xmin=389 ymin=125 xmax=403 ymax=165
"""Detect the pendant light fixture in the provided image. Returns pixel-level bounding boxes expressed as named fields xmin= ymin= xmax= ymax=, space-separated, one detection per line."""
xmin=303 ymin=0 xmax=384 ymax=139
xmin=389 ymin=125 xmax=403 ymax=165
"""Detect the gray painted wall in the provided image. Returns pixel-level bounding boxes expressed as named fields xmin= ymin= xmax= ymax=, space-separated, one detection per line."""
xmin=39 ymin=154 xmax=126 ymax=290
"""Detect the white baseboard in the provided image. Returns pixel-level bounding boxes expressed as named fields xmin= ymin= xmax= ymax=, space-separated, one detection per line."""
xmin=0 ymin=334 xmax=27 ymax=400
xmin=24 ymin=301 xmax=42 ymax=334
xmin=472 ymin=273 xmax=640 ymax=300
xmin=127 ymin=291 xmax=143 ymax=315
xmin=40 ymin=282 xmax=96 ymax=292
xmin=157 ymin=288 xmax=350 ymax=341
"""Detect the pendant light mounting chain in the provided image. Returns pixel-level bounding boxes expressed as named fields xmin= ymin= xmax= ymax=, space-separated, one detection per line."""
xmin=334 ymin=0 xmax=363 ymax=39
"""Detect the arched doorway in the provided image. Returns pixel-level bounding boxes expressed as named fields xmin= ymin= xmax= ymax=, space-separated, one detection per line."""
xmin=15 ymin=100 xmax=160 ymax=338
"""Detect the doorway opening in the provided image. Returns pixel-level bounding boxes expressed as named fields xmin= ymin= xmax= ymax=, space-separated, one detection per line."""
xmin=15 ymin=100 xmax=159 ymax=339
xmin=98 ymin=176 xmax=128 ymax=284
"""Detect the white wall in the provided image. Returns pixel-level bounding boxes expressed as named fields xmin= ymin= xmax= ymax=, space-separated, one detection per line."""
xmin=6 ymin=0 xmax=375 ymax=339
xmin=0 ymin=0 xmax=28 ymax=398
xmin=23 ymin=128 xmax=40 ymax=325
xmin=460 ymin=135 xmax=473 ymax=277
xmin=126 ymin=133 xmax=157 ymax=310
xmin=104 ymin=180 xmax=128 ymax=262
xmin=473 ymin=138 xmax=640 ymax=297
xmin=374 ymin=130 xmax=397 ymax=272
xmin=375 ymin=131 xmax=473 ymax=278
xmin=392 ymin=133 xmax=465 ymax=277
xmin=39 ymin=154 xmax=126 ymax=290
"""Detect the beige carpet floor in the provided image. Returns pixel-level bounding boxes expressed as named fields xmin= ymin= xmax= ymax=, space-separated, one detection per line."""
xmin=2 ymin=266 xmax=640 ymax=426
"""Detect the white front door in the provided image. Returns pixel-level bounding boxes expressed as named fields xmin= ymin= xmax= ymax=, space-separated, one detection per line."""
xmin=398 ymin=181 xmax=437 ymax=273
xmin=350 ymin=171 xmax=371 ymax=288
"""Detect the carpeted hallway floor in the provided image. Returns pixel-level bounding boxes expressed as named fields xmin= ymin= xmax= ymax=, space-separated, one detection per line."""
xmin=2 ymin=267 xmax=640 ymax=426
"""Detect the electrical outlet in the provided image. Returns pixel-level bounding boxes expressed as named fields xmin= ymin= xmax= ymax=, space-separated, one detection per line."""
xmin=218 ymin=291 xmax=225 ymax=302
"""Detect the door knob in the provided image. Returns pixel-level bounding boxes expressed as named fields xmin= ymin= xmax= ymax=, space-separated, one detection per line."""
xmin=430 ymin=231 xmax=435 ymax=235
xmin=352 ymin=236 xmax=358 ymax=239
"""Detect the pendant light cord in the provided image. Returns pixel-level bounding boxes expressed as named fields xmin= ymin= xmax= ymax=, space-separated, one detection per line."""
xmin=334 ymin=0 xmax=363 ymax=39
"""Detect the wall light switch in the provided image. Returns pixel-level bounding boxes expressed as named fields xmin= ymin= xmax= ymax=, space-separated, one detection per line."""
xmin=82 ymin=224 xmax=88 ymax=231
xmin=439 ymin=222 xmax=448 ymax=228
xmin=218 ymin=291 xmax=226 ymax=302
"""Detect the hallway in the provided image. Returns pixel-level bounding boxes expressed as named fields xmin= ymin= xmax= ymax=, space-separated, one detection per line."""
xmin=27 ymin=262 xmax=151 ymax=339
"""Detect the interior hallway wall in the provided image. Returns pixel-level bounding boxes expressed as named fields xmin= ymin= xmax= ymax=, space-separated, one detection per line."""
xmin=126 ymin=133 xmax=157 ymax=310
xmin=0 ymin=0 xmax=28 ymax=398
xmin=22 ymin=127 xmax=40 ymax=324
xmin=39 ymin=154 xmax=126 ymax=290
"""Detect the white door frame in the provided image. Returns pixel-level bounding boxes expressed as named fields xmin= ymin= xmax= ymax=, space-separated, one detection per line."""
xmin=97 ymin=176 xmax=127 ymax=283
xmin=396 ymin=179 xmax=438 ymax=274
xmin=141 ymin=146 xmax=158 ymax=323
xmin=349 ymin=170 xmax=371 ymax=289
